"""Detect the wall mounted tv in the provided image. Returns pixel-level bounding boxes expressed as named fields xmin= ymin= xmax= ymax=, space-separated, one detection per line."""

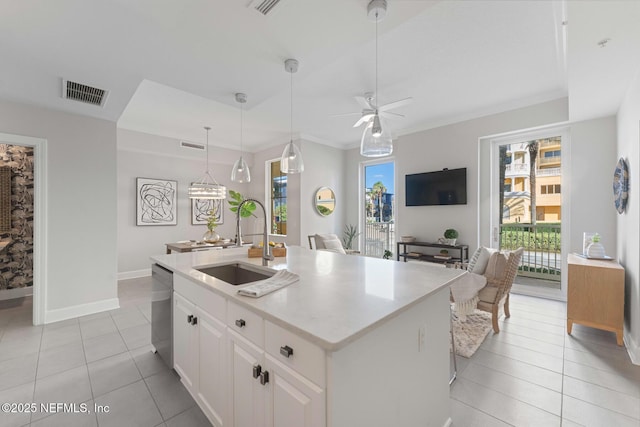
xmin=405 ymin=168 xmax=467 ymax=206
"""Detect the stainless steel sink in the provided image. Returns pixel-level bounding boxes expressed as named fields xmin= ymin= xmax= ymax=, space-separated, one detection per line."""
xmin=196 ymin=263 xmax=274 ymax=286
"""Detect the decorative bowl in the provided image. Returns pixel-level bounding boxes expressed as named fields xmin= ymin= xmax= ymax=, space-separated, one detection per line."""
xmin=401 ymin=236 xmax=416 ymax=243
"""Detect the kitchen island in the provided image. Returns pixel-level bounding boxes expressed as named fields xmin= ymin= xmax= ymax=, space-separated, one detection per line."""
xmin=152 ymin=246 xmax=465 ymax=427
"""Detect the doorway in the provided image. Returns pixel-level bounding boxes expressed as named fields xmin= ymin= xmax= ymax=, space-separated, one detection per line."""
xmin=0 ymin=132 xmax=46 ymax=325
xmin=361 ymin=160 xmax=395 ymax=258
xmin=484 ymin=127 xmax=569 ymax=298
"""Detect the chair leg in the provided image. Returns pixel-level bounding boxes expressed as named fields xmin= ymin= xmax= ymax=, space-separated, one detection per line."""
xmin=504 ymin=294 xmax=511 ymax=318
xmin=492 ymin=306 xmax=500 ymax=333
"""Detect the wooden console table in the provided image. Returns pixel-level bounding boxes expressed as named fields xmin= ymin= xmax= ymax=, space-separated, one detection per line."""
xmin=567 ymin=253 xmax=625 ymax=346
xmin=397 ymin=241 xmax=469 ymax=265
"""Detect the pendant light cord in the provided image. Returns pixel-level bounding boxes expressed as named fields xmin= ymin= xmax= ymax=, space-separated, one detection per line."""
xmin=290 ymin=68 xmax=293 ymax=142
xmin=240 ymin=103 xmax=244 ymax=156
xmin=375 ymin=11 xmax=378 ymax=109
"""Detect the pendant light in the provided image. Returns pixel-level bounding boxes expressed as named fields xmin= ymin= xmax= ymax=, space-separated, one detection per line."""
xmin=231 ymin=93 xmax=251 ymax=183
xmin=280 ymin=58 xmax=304 ymax=174
xmin=188 ymin=126 xmax=227 ymax=199
xmin=361 ymin=0 xmax=393 ymax=157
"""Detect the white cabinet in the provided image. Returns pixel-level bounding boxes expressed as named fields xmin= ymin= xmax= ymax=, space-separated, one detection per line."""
xmin=228 ymin=330 xmax=266 ymax=427
xmin=173 ymin=290 xmax=227 ymax=427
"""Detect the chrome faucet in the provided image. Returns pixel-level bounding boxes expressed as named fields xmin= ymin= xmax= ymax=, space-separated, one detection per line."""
xmin=235 ymin=198 xmax=274 ymax=266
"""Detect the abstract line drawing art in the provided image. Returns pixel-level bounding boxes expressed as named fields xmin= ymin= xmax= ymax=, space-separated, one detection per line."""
xmin=136 ymin=178 xmax=177 ymax=226
xmin=192 ymin=197 xmax=223 ymax=225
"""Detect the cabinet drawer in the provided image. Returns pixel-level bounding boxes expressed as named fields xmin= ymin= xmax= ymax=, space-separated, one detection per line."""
xmin=265 ymin=320 xmax=325 ymax=387
xmin=227 ymin=301 xmax=264 ymax=347
xmin=174 ymin=275 xmax=226 ymax=322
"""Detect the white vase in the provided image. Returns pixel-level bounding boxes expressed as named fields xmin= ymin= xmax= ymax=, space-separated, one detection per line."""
xmin=586 ymin=242 xmax=605 ymax=258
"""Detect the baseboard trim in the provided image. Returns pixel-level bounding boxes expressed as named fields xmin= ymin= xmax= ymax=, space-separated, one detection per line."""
xmin=0 ymin=287 xmax=33 ymax=301
xmin=624 ymin=328 xmax=640 ymax=366
xmin=118 ymin=269 xmax=151 ymax=280
xmin=44 ymin=298 xmax=120 ymax=324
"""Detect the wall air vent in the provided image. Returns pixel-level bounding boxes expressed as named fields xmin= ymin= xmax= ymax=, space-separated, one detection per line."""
xmin=180 ymin=141 xmax=205 ymax=151
xmin=62 ymin=79 xmax=109 ymax=107
xmin=246 ymin=0 xmax=282 ymax=16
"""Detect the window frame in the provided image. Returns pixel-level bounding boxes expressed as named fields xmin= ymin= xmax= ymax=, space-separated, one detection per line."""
xmin=265 ymin=158 xmax=287 ymax=237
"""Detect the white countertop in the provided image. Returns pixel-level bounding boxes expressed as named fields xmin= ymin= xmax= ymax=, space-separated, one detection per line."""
xmin=152 ymin=246 xmax=465 ymax=351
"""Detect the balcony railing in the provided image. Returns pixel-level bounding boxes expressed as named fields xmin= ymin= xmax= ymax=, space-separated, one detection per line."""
xmin=539 ymin=139 xmax=561 ymax=148
xmin=364 ymin=221 xmax=395 ymax=258
xmin=536 ymin=167 xmax=561 ymax=176
xmin=500 ymin=223 xmax=561 ymax=281
xmin=505 ymin=163 xmax=529 ymax=175
xmin=539 ymin=156 xmax=561 ymax=165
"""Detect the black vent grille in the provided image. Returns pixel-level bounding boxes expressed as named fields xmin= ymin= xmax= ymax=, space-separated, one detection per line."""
xmin=64 ymin=80 xmax=107 ymax=106
xmin=254 ymin=0 xmax=281 ymax=15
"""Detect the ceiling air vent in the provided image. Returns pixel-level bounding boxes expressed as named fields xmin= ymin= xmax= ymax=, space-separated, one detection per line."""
xmin=62 ymin=79 xmax=109 ymax=107
xmin=180 ymin=141 xmax=205 ymax=151
xmin=247 ymin=0 xmax=282 ymax=16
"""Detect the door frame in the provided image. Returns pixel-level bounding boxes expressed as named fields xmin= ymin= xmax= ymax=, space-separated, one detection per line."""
xmin=358 ymin=157 xmax=396 ymax=256
xmin=479 ymin=125 xmax=570 ymax=300
xmin=0 ymin=132 xmax=47 ymax=324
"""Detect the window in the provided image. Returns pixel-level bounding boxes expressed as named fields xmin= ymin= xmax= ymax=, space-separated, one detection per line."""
xmin=268 ymin=159 xmax=287 ymax=235
xmin=544 ymin=150 xmax=561 ymax=158
xmin=541 ymin=184 xmax=561 ymax=194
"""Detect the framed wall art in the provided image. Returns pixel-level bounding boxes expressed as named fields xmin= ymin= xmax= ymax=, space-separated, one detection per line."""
xmin=191 ymin=197 xmax=223 ymax=226
xmin=136 ymin=177 xmax=177 ymax=226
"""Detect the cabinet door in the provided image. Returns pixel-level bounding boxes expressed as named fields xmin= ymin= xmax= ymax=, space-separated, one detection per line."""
xmin=197 ymin=308 xmax=227 ymax=427
xmin=228 ymin=330 xmax=265 ymax=427
xmin=265 ymin=354 xmax=325 ymax=427
xmin=173 ymin=292 xmax=197 ymax=391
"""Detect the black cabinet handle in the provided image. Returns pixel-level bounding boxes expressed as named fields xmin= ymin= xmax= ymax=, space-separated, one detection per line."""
xmin=260 ymin=370 xmax=269 ymax=385
xmin=191 ymin=316 xmax=198 ymax=325
xmin=187 ymin=314 xmax=193 ymax=324
xmin=280 ymin=345 xmax=294 ymax=358
xmin=235 ymin=319 xmax=246 ymax=328
xmin=252 ymin=364 xmax=262 ymax=379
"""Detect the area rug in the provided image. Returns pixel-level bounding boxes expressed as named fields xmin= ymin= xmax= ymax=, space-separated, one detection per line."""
xmin=450 ymin=307 xmax=493 ymax=358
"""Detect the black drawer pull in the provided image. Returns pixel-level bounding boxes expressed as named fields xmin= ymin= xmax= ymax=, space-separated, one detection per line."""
xmin=260 ymin=370 xmax=269 ymax=385
xmin=235 ymin=319 xmax=246 ymax=328
xmin=252 ymin=364 xmax=262 ymax=379
xmin=280 ymin=345 xmax=294 ymax=358
xmin=191 ymin=316 xmax=198 ymax=325
xmin=187 ymin=314 xmax=193 ymax=324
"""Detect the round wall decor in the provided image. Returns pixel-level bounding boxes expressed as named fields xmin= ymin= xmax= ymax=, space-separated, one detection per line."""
xmin=613 ymin=157 xmax=629 ymax=214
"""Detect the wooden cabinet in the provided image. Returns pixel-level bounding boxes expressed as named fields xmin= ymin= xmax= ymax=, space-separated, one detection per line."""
xmin=567 ymin=253 xmax=625 ymax=346
xmin=173 ymin=290 xmax=227 ymax=426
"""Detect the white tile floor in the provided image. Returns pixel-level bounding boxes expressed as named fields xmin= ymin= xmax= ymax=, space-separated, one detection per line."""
xmin=1 ymin=279 xmax=639 ymax=426
xmin=451 ymin=293 xmax=640 ymax=427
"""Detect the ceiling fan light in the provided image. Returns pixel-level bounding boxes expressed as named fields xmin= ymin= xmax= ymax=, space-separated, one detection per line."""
xmin=280 ymin=140 xmax=304 ymax=173
xmin=361 ymin=120 xmax=392 ymax=157
xmin=231 ymin=155 xmax=251 ymax=183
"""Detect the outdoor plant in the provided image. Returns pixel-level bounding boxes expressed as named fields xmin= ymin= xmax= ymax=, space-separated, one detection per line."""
xmin=440 ymin=249 xmax=449 ymax=255
xmin=444 ymin=229 xmax=459 ymax=239
xmin=383 ymin=250 xmax=393 ymax=260
xmin=228 ymin=190 xmax=256 ymax=218
xmin=342 ymin=224 xmax=361 ymax=250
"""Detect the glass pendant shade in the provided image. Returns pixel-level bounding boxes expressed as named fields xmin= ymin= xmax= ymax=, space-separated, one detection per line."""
xmin=280 ymin=140 xmax=304 ymax=173
xmin=231 ymin=155 xmax=251 ymax=183
xmin=188 ymin=127 xmax=227 ymax=199
xmin=360 ymin=117 xmax=393 ymax=157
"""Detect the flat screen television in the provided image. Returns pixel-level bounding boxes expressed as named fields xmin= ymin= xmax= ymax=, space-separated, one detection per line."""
xmin=405 ymin=168 xmax=467 ymax=206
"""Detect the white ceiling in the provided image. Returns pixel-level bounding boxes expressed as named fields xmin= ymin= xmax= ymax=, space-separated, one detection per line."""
xmin=0 ymin=1 xmax=638 ymax=151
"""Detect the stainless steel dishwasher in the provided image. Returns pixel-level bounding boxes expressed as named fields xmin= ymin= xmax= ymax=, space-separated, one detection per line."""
xmin=151 ymin=263 xmax=173 ymax=368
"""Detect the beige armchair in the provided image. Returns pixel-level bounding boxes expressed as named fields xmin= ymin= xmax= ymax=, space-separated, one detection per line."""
xmin=455 ymin=247 xmax=524 ymax=333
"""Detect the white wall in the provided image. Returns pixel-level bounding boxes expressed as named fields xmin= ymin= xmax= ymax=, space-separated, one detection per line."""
xmin=0 ymin=99 xmax=118 ymax=318
xmin=346 ymin=98 xmax=569 ymax=253
xmin=299 ymin=140 xmax=346 ymax=245
xmin=117 ymin=129 xmax=251 ymax=275
xmin=617 ymin=67 xmax=640 ymax=363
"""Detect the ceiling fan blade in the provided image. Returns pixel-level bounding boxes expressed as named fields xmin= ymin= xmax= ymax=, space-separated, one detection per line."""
xmin=379 ymin=97 xmax=413 ymax=112
xmin=381 ymin=111 xmax=405 ymax=120
xmin=330 ymin=112 xmax=362 ymax=118
xmin=353 ymin=114 xmax=374 ymax=128
xmin=355 ymin=96 xmax=374 ymax=110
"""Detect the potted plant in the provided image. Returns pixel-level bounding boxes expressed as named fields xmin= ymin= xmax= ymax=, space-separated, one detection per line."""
xmin=203 ymin=211 xmax=220 ymax=243
xmin=443 ymin=228 xmax=458 ymax=246
xmin=342 ymin=224 xmax=361 ymax=250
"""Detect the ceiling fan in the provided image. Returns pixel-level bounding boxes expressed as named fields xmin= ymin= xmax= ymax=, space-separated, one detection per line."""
xmin=333 ymin=92 xmax=413 ymax=128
